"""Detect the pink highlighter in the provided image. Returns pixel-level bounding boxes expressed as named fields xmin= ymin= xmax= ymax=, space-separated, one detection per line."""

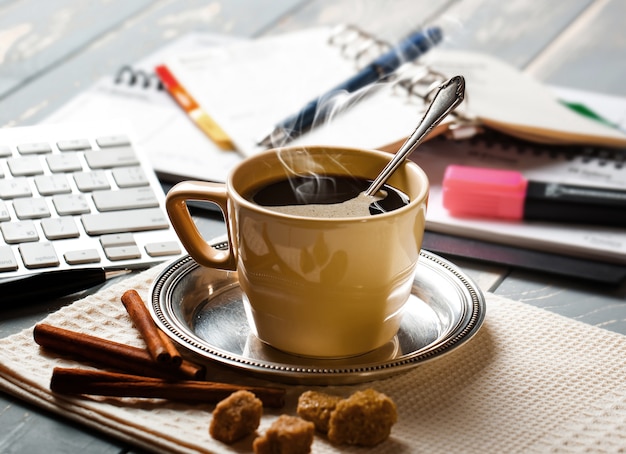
xmin=441 ymin=164 xmax=626 ymax=227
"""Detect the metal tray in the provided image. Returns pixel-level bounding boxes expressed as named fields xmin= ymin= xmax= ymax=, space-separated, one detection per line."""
xmin=150 ymin=249 xmax=486 ymax=385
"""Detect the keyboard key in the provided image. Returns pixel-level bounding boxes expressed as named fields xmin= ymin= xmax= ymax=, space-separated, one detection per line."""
xmin=64 ymin=249 xmax=101 ymax=265
xmin=34 ymin=175 xmax=72 ymax=195
xmin=96 ymin=135 xmax=131 ymax=148
xmin=73 ymin=171 xmax=110 ymax=191
xmin=17 ymin=142 xmax=52 ymax=155
xmin=81 ymin=208 xmax=169 ymax=235
xmin=57 ymin=139 xmax=91 ymax=151
xmin=100 ymin=233 xmax=135 ymax=248
xmin=84 ymin=147 xmax=138 ymax=168
xmin=0 ymin=178 xmax=32 ymax=198
xmin=0 ymin=145 xmax=13 ymax=157
xmin=1 ymin=221 xmax=39 ymax=243
xmin=7 ymin=156 xmax=44 ymax=176
xmin=46 ymin=153 xmax=83 ymax=173
xmin=41 ymin=217 xmax=80 ymax=240
xmin=13 ymin=197 xmax=51 ymax=219
xmin=0 ymin=246 xmax=19 ymax=271
xmin=52 ymin=194 xmax=91 ymax=215
xmin=112 ymin=166 xmax=149 ymax=187
xmin=92 ymin=187 xmax=159 ymax=211
xmin=0 ymin=201 xmax=10 ymax=221
xmin=104 ymin=245 xmax=142 ymax=261
xmin=145 ymin=241 xmax=181 ymax=257
xmin=19 ymin=242 xmax=59 ymax=269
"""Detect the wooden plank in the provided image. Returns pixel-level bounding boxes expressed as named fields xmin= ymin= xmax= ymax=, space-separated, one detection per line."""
xmin=525 ymin=0 xmax=626 ymax=95
xmin=0 ymin=394 xmax=124 ymax=454
xmin=0 ymin=0 xmax=305 ymax=128
xmin=494 ymin=269 xmax=626 ymax=335
xmin=435 ymin=0 xmax=594 ymax=68
xmin=0 ymin=0 xmax=153 ymax=98
xmin=268 ymin=0 xmax=595 ymax=70
xmin=265 ymin=0 xmax=455 ymax=42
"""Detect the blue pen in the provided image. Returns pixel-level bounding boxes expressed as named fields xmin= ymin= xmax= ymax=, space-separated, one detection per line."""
xmin=257 ymin=26 xmax=443 ymax=147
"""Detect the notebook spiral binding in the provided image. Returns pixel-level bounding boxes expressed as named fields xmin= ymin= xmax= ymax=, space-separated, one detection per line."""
xmin=462 ymin=127 xmax=626 ymax=169
xmin=328 ymin=24 xmax=481 ymax=140
xmin=114 ymin=65 xmax=164 ymax=90
xmin=328 ymin=24 xmax=391 ymax=69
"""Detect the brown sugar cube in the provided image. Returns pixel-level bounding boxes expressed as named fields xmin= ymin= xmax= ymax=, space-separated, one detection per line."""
xmin=296 ymin=390 xmax=343 ymax=433
xmin=209 ymin=390 xmax=263 ymax=444
xmin=328 ymin=388 xmax=397 ymax=446
xmin=253 ymin=414 xmax=315 ymax=454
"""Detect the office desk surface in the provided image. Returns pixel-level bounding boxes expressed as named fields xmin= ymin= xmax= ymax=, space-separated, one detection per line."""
xmin=1 ymin=1 xmax=625 ymax=452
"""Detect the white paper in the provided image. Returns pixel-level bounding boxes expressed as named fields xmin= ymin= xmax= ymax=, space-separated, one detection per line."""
xmin=45 ymin=32 xmax=244 ymax=183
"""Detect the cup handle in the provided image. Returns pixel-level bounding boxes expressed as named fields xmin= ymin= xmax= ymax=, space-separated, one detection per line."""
xmin=165 ymin=181 xmax=237 ymax=270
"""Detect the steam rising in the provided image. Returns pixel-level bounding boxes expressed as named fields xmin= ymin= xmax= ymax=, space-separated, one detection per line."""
xmin=275 ymin=148 xmax=350 ymax=205
xmin=266 ymin=147 xmax=396 ymax=218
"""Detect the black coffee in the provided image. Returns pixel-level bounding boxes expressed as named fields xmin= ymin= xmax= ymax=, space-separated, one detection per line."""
xmin=248 ymin=175 xmax=410 ymax=216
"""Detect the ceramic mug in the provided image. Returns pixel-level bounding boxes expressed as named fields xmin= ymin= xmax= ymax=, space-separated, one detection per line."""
xmin=165 ymin=146 xmax=429 ymax=358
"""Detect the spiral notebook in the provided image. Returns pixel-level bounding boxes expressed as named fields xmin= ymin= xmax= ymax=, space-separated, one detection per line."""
xmin=45 ymin=32 xmax=243 ymax=184
xmin=156 ymin=25 xmax=626 ymax=156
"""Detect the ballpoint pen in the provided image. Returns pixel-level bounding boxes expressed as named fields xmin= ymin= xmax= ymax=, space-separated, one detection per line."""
xmin=1 ymin=268 xmax=131 ymax=306
xmin=257 ymin=26 xmax=443 ymax=147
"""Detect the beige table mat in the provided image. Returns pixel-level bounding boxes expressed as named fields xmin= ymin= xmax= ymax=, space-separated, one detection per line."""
xmin=1 ymin=263 xmax=626 ymax=453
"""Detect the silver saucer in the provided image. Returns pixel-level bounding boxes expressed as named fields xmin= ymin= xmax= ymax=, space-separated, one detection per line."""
xmin=150 ymin=248 xmax=486 ymax=385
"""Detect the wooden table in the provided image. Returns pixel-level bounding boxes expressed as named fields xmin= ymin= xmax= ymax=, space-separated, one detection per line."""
xmin=1 ymin=1 xmax=625 ymax=452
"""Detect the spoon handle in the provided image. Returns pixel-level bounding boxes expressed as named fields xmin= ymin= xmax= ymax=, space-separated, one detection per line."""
xmin=365 ymin=75 xmax=465 ymax=196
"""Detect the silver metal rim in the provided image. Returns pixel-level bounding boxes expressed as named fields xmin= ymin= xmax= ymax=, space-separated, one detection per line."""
xmin=150 ymin=247 xmax=486 ymax=385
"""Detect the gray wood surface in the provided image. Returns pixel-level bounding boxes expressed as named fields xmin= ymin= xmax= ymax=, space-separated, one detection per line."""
xmin=0 ymin=0 xmax=304 ymax=128
xmin=0 ymin=0 xmax=625 ymax=452
xmin=526 ymin=0 xmax=626 ymax=95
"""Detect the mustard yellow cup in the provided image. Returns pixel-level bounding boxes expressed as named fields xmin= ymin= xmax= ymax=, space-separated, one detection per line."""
xmin=165 ymin=146 xmax=429 ymax=358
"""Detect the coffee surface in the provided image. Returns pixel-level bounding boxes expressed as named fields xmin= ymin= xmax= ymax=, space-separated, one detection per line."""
xmin=248 ymin=175 xmax=409 ymax=218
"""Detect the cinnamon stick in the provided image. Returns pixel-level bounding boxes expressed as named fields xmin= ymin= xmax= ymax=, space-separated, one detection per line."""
xmin=50 ymin=367 xmax=285 ymax=408
xmin=33 ymin=323 xmax=204 ymax=380
xmin=121 ymin=289 xmax=182 ymax=366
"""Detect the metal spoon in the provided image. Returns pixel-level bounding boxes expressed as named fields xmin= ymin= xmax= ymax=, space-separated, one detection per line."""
xmin=267 ymin=76 xmax=466 ymax=219
xmin=365 ymin=75 xmax=466 ymax=197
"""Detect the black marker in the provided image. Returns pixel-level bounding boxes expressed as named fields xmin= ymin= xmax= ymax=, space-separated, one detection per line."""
xmin=442 ymin=165 xmax=626 ymax=227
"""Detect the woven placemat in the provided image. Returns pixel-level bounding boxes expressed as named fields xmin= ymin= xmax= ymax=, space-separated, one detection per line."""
xmin=1 ymin=263 xmax=625 ymax=453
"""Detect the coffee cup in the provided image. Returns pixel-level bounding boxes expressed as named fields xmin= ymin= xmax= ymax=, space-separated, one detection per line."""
xmin=165 ymin=146 xmax=429 ymax=358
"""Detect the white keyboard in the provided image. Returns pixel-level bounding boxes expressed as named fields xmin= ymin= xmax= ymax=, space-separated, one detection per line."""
xmin=0 ymin=121 xmax=183 ymax=286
